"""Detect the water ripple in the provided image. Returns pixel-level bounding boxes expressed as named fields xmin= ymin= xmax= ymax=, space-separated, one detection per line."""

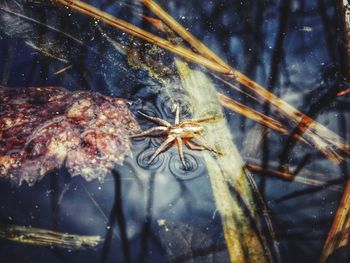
xmin=169 ymin=153 xmax=205 ymax=180
xmin=137 ymin=147 xmax=166 ymax=170
xmin=157 ymin=95 xmax=192 ymax=120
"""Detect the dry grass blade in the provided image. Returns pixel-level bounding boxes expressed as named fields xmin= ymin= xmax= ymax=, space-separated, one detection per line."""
xmin=218 ymin=94 xmax=284 ymax=132
xmin=246 ymin=164 xmax=342 ymax=192
xmin=222 ymin=72 xmax=350 ymax=161
xmin=53 ymin=0 xmax=229 ymax=74
xmin=320 ymin=179 xmax=350 ymax=262
xmin=54 ymin=64 xmax=72 ymax=75
xmin=245 ymin=157 xmax=343 ymax=191
xmin=139 ymin=14 xmax=168 ymax=32
xmin=248 ymin=163 xmax=343 ymax=191
xmin=0 ymin=224 xmax=102 ymax=250
xmin=217 ymin=93 xmax=307 ymax=143
xmin=246 ymin=164 xmax=295 ymax=181
xmin=141 ymin=0 xmax=229 ymax=69
xmin=337 ymin=87 xmax=350 ymax=96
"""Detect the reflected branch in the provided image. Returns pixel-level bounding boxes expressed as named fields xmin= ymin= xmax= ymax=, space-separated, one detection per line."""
xmin=100 ymin=170 xmax=131 ymax=263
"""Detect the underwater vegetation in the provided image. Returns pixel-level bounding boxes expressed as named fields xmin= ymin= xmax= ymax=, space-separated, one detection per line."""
xmin=0 ymin=0 xmax=350 ymax=262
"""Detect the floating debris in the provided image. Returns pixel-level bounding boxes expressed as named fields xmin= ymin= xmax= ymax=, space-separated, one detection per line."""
xmin=0 ymin=86 xmax=140 ymax=186
xmin=0 ymin=224 xmax=102 ymax=250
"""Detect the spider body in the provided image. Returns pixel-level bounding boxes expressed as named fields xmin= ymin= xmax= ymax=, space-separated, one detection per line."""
xmin=169 ymin=121 xmax=203 ymax=137
xmin=131 ymin=105 xmax=220 ymax=168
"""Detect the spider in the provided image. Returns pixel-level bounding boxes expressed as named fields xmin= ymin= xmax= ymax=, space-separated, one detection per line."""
xmin=130 ymin=104 xmax=221 ymax=168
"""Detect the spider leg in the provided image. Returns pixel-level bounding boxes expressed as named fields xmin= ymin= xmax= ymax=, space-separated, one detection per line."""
xmin=148 ymin=135 xmax=176 ymax=164
xmin=130 ymin=126 xmax=168 ymax=138
xmin=184 ymin=139 xmax=206 ymax=151
xmin=190 ymin=115 xmax=218 ymax=123
xmin=190 ymin=136 xmax=222 ymax=156
xmin=174 ymin=104 xmax=180 ymax=125
xmin=138 ymin=111 xmax=171 ymax=127
xmin=176 ymin=137 xmax=186 ymax=168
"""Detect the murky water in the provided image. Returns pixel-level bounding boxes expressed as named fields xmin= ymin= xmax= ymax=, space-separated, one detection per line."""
xmin=0 ymin=0 xmax=349 ymax=262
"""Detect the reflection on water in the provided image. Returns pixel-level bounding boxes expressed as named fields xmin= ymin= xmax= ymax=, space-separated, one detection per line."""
xmin=0 ymin=0 xmax=349 ymax=262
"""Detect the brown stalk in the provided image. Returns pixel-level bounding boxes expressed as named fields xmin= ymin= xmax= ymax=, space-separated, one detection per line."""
xmin=245 ymin=164 xmax=294 ymax=181
xmin=217 ymin=93 xmax=307 ymax=143
xmin=320 ymin=179 xmax=350 ymax=262
xmin=247 ymin=163 xmax=345 ymax=195
xmin=245 ymin=157 xmax=344 ymax=191
xmin=249 ymin=165 xmax=343 ymax=191
xmin=141 ymin=0 xmax=229 ymax=69
xmin=223 ymin=72 xmax=349 ymax=157
xmin=337 ymin=87 xmax=350 ymax=96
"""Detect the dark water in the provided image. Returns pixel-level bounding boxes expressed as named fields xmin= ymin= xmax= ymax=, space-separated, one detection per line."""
xmin=0 ymin=0 xmax=349 ymax=262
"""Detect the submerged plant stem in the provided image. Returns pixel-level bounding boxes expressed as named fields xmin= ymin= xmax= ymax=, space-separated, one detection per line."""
xmin=0 ymin=224 xmax=102 ymax=250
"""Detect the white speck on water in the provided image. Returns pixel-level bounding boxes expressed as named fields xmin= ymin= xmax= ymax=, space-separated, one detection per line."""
xmin=299 ymin=26 xmax=312 ymax=32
